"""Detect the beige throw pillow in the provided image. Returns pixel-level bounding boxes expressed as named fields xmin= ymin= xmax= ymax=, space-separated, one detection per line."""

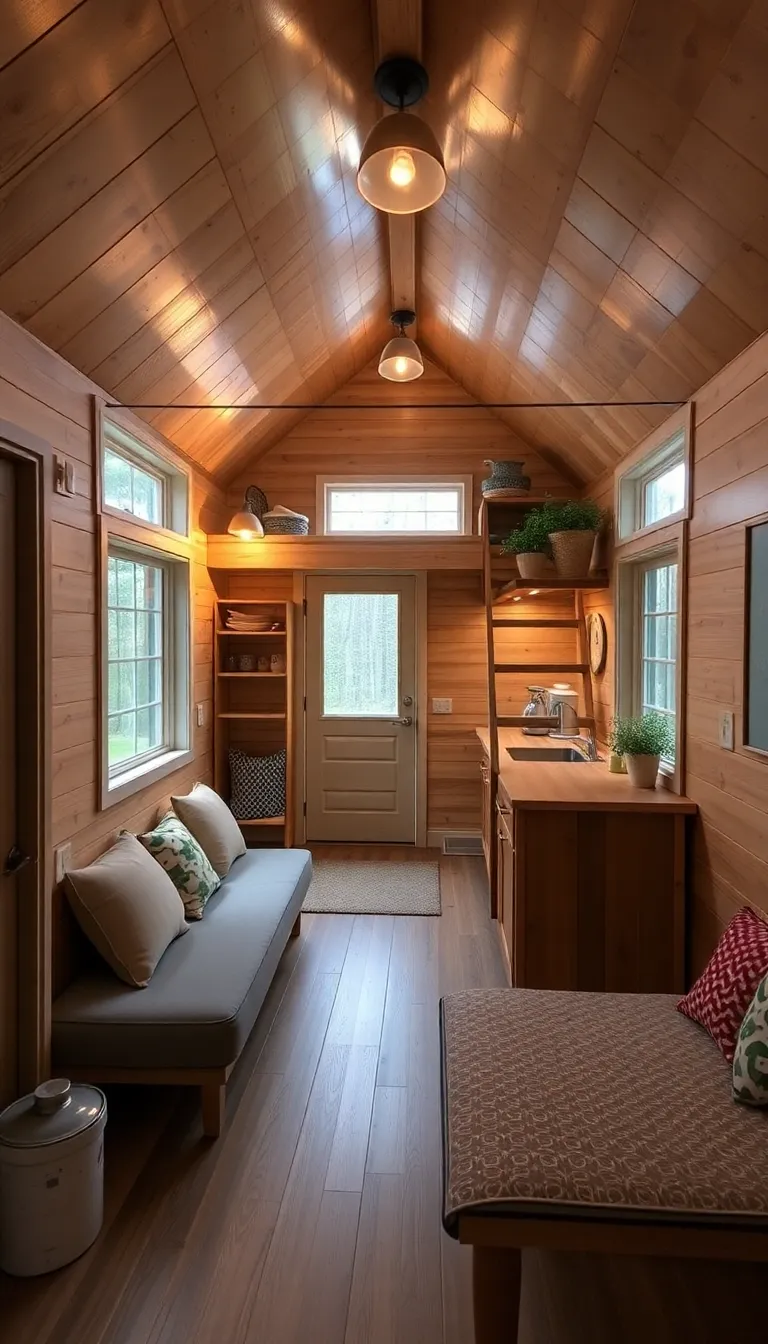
xmin=65 ymin=833 xmax=188 ymax=988
xmin=170 ymin=782 xmax=246 ymax=877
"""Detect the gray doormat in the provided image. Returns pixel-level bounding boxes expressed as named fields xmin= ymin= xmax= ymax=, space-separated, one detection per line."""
xmin=303 ymin=860 xmax=441 ymax=916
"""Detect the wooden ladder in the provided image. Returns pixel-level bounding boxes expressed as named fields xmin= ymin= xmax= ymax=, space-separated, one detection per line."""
xmin=482 ymin=541 xmax=597 ymax=903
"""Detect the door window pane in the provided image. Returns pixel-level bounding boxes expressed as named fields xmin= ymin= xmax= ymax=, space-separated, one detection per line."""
xmin=323 ymin=593 xmax=398 ymax=716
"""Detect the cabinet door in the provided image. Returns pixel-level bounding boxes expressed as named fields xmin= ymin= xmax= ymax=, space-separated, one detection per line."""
xmin=497 ymin=805 xmax=516 ymax=983
xmin=480 ymin=760 xmax=491 ymax=876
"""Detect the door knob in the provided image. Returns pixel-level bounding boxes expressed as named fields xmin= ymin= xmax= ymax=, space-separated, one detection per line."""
xmin=3 ymin=845 xmax=31 ymax=877
xmin=391 ymin=716 xmax=413 ymax=726
xmin=402 ymin=695 xmax=413 ymax=706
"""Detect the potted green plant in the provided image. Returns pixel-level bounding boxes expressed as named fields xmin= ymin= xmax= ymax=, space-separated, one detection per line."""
xmin=609 ymin=712 xmax=675 ymax=789
xmin=540 ymin=499 xmax=604 ymax=579
xmin=501 ymin=508 xmax=551 ymax=580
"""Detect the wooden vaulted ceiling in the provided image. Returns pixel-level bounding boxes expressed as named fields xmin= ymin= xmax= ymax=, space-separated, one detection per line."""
xmin=1 ymin=0 xmax=768 ymax=485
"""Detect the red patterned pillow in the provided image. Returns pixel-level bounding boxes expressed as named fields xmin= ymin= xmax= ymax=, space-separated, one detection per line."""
xmin=678 ymin=909 xmax=768 ymax=1060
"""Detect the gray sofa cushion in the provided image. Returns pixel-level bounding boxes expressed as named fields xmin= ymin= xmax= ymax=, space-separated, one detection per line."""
xmin=52 ymin=848 xmax=311 ymax=1071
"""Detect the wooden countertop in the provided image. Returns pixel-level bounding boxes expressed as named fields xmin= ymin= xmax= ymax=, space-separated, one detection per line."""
xmin=477 ymin=728 xmax=697 ymax=814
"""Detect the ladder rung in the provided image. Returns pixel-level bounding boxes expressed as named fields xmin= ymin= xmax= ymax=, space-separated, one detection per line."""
xmin=496 ymin=716 xmax=596 ymax=730
xmin=493 ymin=663 xmax=589 ymax=675
xmin=492 ymin=619 xmax=579 ymax=628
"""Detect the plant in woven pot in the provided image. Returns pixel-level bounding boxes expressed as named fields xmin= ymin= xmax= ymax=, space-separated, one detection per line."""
xmin=540 ymin=499 xmax=604 ymax=579
xmin=500 ymin=508 xmax=551 ymax=580
xmin=609 ymin=712 xmax=675 ymax=789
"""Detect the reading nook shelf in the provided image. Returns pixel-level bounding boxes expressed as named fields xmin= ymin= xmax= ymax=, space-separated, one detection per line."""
xmin=213 ymin=599 xmax=294 ymax=846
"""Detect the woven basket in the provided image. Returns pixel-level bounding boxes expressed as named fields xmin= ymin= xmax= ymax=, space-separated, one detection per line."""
xmin=262 ymin=513 xmax=309 ymax=536
xmin=548 ymin=529 xmax=596 ymax=579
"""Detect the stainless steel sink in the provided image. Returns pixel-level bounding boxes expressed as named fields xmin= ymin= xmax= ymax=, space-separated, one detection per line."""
xmin=507 ymin=746 xmax=594 ymax=762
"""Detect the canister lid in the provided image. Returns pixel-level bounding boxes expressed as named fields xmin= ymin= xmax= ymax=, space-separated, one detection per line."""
xmin=0 ymin=1079 xmax=106 ymax=1148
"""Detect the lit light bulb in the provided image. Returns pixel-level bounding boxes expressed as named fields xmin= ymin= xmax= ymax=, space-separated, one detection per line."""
xmin=394 ymin=356 xmax=409 ymax=376
xmin=388 ymin=149 xmax=416 ymax=188
xmin=237 ymin=529 xmax=255 ymax=540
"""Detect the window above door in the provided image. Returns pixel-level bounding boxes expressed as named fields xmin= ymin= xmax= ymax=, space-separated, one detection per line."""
xmin=101 ymin=420 xmax=189 ymax=537
xmin=317 ymin=475 xmax=473 ymax=536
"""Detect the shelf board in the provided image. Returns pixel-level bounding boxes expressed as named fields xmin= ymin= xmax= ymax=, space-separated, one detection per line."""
xmin=238 ymin=816 xmax=286 ymax=826
xmin=216 ymin=712 xmax=287 ymax=720
xmin=217 ymin=672 xmax=286 ymax=678
xmin=216 ymin=629 xmax=286 ymax=637
xmin=493 ymin=574 xmax=608 ymax=604
xmin=216 ymin=599 xmax=288 ymax=605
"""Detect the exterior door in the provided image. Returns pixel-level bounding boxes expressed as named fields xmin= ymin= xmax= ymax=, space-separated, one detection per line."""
xmin=305 ymin=574 xmax=417 ymax=842
xmin=0 ymin=458 xmax=17 ymax=1106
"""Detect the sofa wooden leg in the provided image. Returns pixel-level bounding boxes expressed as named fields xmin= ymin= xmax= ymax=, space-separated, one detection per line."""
xmin=201 ymin=1082 xmax=225 ymax=1138
xmin=290 ymin=912 xmax=302 ymax=938
xmin=472 ymin=1246 xmax=522 ymax=1344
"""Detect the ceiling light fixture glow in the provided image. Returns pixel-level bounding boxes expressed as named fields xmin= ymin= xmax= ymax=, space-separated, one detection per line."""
xmin=378 ymin=310 xmax=424 ymax=382
xmin=357 ymin=58 xmax=446 ymax=215
xmin=227 ymin=501 xmax=264 ymax=541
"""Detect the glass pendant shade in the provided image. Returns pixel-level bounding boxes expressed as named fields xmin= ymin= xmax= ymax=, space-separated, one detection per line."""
xmin=378 ymin=335 xmax=424 ymax=382
xmin=357 ymin=112 xmax=446 ymax=214
xmin=227 ymin=508 xmax=264 ymax=540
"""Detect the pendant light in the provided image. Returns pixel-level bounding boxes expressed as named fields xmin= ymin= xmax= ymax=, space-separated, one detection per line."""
xmin=378 ymin=310 xmax=424 ymax=382
xmin=227 ymin=497 xmax=264 ymax=540
xmin=357 ymin=58 xmax=446 ymax=215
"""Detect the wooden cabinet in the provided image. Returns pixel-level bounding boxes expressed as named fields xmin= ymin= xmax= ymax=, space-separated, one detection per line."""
xmin=480 ymin=759 xmax=492 ymax=881
xmin=494 ymin=798 xmax=686 ymax=994
xmin=496 ymin=803 xmax=515 ymax=985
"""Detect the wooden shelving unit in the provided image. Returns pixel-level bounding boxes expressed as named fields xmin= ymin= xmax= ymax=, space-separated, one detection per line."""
xmin=213 ymin=598 xmax=294 ymax=847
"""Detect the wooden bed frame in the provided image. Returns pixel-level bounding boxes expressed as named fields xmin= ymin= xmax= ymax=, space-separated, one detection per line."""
xmin=461 ymin=1212 xmax=768 ymax=1342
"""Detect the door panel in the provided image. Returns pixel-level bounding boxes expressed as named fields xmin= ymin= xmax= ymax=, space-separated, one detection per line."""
xmin=0 ymin=458 xmax=17 ymax=1106
xmin=306 ymin=574 xmax=417 ymax=842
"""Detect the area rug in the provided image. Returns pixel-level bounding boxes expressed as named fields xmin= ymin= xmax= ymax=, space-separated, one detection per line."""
xmin=303 ymin=861 xmax=441 ymax=916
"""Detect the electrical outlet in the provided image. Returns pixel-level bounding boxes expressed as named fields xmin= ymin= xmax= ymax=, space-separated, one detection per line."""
xmin=718 ymin=710 xmax=735 ymax=751
xmin=54 ymin=843 xmax=72 ymax=883
xmin=432 ymin=697 xmax=452 ymax=714
xmin=196 ymin=703 xmax=205 ymax=727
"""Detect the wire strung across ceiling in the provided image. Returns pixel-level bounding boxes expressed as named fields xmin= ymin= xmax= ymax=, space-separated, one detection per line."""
xmin=105 ymin=399 xmax=686 ymax=411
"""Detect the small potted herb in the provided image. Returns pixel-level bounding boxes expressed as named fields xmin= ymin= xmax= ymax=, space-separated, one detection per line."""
xmin=609 ymin=712 xmax=675 ymax=789
xmin=540 ymin=499 xmax=604 ymax=579
xmin=501 ymin=509 xmax=551 ymax=580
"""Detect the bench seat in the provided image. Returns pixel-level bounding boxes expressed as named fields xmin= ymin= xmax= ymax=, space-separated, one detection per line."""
xmin=52 ymin=848 xmax=312 ymax=1127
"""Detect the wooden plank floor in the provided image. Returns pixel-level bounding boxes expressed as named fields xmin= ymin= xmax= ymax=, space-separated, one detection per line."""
xmin=2 ymin=851 xmax=767 ymax=1344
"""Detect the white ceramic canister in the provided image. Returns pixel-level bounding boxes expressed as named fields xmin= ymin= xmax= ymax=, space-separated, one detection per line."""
xmin=0 ymin=1078 xmax=107 ymax=1276
xmin=547 ymin=683 xmax=580 ymax=738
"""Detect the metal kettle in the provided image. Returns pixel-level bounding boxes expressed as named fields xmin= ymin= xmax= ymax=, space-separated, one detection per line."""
xmin=521 ymin=686 xmax=550 ymax=736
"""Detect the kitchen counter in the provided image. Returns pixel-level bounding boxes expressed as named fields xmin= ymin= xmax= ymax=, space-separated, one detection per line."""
xmin=477 ymin=728 xmax=697 ymax=814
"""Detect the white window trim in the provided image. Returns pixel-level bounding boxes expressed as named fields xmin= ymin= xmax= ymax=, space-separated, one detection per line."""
xmin=100 ymin=527 xmax=193 ymax=810
xmin=316 ymin=474 xmax=474 ymax=537
xmin=615 ymin=523 xmax=686 ymax=793
xmin=101 ymin=418 xmax=190 ymax=538
xmin=614 ymin=406 xmax=691 ymax=548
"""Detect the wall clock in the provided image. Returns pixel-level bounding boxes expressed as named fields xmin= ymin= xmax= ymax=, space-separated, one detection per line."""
xmin=586 ymin=612 xmax=607 ymax=675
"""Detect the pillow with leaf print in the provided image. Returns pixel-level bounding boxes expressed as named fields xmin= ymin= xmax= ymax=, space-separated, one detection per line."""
xmin=138 ymin=812 xmax=220 ymax=920
xmin=733 ymin=972 xmax=768 ymax=1107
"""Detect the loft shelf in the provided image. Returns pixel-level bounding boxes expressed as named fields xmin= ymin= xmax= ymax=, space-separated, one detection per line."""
xmin=207 ymin=533 xmax=483 ymax=571
xmin=493 ymin=574 xmax=608 ymax=605
xmin=215 ymin=629 xmax=286 ymax=637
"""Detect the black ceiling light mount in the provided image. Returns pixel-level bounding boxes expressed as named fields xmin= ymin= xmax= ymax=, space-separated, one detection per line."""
xmin=374 ymin=56 xmax=429 ymax=110
xmin=390 ymin=308 xmax=417 ymax=330
xmin=357 ymin=59 xmax=446 ymax=213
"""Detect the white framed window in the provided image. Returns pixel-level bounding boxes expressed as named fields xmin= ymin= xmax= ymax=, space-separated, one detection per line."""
xmin=102 ymin=421 xmax=189 ymax=536
xmin=317 ymin=476 xmax=473 ymax=536
xmin=616 ymin=420 xmax=688 ymax=544
xmin=617 ymin=541 xmax=682 ymax=779
xmin=102 ymin=538 xmax=192 ymax=806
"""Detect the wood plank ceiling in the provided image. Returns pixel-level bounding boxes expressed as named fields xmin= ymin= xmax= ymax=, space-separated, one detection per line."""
xmin=1 ymin=0 xmax=768 ymax=485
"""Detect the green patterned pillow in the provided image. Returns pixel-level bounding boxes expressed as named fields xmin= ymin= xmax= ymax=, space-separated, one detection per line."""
xmin=138 ymin=813 xmax=220 ymax=920
xmin=733 ymin=972 xmax=768 ymax=1106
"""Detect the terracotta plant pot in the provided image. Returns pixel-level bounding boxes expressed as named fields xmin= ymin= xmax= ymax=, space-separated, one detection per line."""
xmin=624 ymin=754 xmax=660 ymax=789
xmin=548 ymin=529 xmax=597 ymax=579
xmin=516 ymin=552 xmax=549 ymax=580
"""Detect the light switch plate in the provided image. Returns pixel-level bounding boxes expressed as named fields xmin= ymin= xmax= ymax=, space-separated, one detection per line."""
xmin=54 ymin=843 xmax=72 ymax=883
xmin=196 ymin=702 xmax=205 ymax=727
xmin=432 ymin=698 xmax=452 ymax=714
xmin=718 ymin=710 xmax=735 ymax=751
